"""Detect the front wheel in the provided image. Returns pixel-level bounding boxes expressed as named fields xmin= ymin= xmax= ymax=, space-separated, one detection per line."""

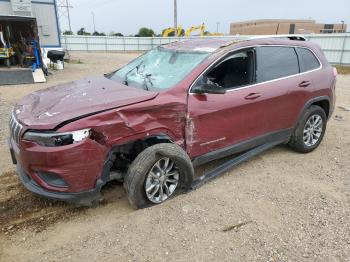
xmin=123 ymin=143 xmax=194 ymax=209
xmin=289 ymin=105 xmax=327 ymax=153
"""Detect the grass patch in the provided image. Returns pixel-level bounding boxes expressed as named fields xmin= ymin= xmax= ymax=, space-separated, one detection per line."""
xmin=335 ymin=65 xmax=350 ymax=75
xmin=67 ymin=59 xmax=83 ymax=64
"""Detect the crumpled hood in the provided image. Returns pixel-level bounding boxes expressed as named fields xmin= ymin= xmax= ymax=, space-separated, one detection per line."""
xmin=14 ymin=76 xmax=158 ymax=129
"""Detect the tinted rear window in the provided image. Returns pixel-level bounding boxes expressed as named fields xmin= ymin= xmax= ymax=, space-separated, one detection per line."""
xmin=296 ymin=48 xmax=320 ymax=72
xmin=256 ymin=46 xmax=299 ymax=83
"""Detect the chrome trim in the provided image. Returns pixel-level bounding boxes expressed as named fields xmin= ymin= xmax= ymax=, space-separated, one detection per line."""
xmin=188 ymin=44 xmax=323 ymax=95
xmin=9 ymin=112 xmax=23 ymax=145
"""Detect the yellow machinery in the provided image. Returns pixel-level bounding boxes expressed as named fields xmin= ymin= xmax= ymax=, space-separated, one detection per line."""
xmin=185 ymin=23 xmax=206 ymax=37
xmin=0 ymin=29 xmax=15 ymax=67
xmin=163 ymin=23 xmax=224 ymax=37
xmin=0 ymin=47 xmax=14 ymax=67
xmin=206 ymin=32 xmax=224 ymax=36
xmin=163 ymin=25 xmax=183 ymax=37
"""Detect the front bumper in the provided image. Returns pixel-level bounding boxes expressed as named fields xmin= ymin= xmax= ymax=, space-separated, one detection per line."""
xmin=8 ymin=136 xmax=109 ymax=205
xmin=16 ymin=163 xmax=103 ymax=205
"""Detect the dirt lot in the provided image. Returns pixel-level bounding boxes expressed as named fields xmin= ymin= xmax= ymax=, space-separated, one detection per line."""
xmin=0 ymin=53 xmax=349 ymax=262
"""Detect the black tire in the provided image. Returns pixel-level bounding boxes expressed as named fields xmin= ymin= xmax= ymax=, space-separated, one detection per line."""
xmin=289 ymin=105 xmax=327 ymax=153
xmin=123 ymin=143 xmax=194 ymax=209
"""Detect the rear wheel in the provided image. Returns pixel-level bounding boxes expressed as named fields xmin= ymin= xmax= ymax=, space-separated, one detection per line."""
xmin=123 ymin=143 xmax=194 ymax=209
xmin=289 ymin=105 xmax=327 ymax=153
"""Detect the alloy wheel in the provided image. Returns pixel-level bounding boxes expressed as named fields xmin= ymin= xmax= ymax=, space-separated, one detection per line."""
xmin=144 ymin=157 xmax=179 ymax=204
xmin=303 ymin=114 xmax=323 ymax=147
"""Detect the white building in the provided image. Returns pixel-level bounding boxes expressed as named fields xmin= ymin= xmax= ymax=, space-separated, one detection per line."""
xmin=0 ymin=0 xmax=61 ymax=48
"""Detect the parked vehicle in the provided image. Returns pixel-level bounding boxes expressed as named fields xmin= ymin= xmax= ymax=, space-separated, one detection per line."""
xmin=9 ymin=38 xmax=336 ymax=208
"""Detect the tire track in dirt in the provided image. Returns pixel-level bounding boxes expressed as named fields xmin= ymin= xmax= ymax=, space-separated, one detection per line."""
xmin=0 ymin=161 xmax=220 ymax=236
xmin=0 ymin=171 xmax=122 ymax=236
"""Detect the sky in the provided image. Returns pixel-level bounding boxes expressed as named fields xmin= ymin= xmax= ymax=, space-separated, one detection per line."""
xmin=58 ymin=0 xmax=350 ymax=35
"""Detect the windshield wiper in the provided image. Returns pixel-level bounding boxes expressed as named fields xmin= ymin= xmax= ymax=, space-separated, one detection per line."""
xmin=143 ymin=73 xmax=153 ymax=91
xmin=123 ymin=61 xmax=144 ymax=86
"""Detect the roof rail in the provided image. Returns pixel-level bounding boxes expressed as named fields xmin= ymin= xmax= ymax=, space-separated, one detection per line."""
xmin=248 ymin=34 xmax=307 ymax=41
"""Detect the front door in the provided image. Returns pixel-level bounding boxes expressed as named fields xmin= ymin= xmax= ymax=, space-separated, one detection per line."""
xmin=186 ymin=48 xmax=266 ymax=158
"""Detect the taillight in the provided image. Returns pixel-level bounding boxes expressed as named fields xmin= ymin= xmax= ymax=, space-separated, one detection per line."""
xmin=333 ymin=67 xmax=338 ymax=77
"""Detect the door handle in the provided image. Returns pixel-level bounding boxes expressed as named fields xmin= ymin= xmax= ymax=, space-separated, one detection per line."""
xmin=245 ymin=93 xmax=262 ymax=100
xmin=299 ymin=81 xmax=311 ymax=88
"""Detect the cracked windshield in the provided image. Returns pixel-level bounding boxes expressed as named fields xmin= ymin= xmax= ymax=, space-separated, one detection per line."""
xmin=110 ymin=47 xmax=209 ymax=90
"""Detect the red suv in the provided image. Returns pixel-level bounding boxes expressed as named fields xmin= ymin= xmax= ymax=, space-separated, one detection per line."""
xmin=9 ymin=38 xmax=336 ymax=208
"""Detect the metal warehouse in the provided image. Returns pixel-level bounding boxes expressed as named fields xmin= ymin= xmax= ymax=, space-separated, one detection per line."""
xmin=0 ymin=0 xmax=62 ymax=85
xmin=0 ymin=0 xmax=60 ymax=48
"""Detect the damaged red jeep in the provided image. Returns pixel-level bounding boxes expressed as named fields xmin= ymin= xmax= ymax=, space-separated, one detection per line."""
xmin=9 ymin=38 xmax=336 ymax=208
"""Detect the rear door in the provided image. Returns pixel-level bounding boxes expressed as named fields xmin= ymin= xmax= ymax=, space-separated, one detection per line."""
xmin=293 ymin=47 xmax=323 ymax=119
xmin=254 ymin=46 xmax=306 ymax=132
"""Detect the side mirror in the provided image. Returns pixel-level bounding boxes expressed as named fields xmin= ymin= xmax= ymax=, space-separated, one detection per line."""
xmin=192 ymin=77 xmax=226 ymax=94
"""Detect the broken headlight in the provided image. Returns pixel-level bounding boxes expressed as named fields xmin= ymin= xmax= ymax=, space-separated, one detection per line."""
xmin=23 ymin=129 xmax=91 ymax=147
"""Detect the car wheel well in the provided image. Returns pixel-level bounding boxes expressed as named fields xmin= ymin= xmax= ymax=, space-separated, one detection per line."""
xmin=310 ymin=100 xmax=329 ymax=118
xmin=107 ymin=135 xmax=174 ymax=177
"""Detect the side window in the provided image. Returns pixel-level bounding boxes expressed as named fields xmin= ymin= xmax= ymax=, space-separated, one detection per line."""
xmin=205 ymin=49 xmax=255 ymax=89
xmin=256 ymin=46 xmax=299 ymax=83
xmin=296 ymin=48 xmax=320 ymax=72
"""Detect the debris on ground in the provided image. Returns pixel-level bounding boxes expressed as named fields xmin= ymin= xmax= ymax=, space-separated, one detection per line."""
xmin=334 ymin=115 xmax=345 ymax=121
xmin=221 ymin=220 xmax=253 ymax=232
xmin=338 ymin=106 xmax=350 ymax=112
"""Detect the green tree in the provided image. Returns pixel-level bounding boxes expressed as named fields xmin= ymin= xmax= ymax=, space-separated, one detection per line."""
xmin=110 ymin=32 xmax=124 ymax=37
xmin=92 ymin=31 xmax=106 ymax=36
xmin=136 ymin=27 xmax=155 ymax=37
xmin=77 ymin=28 xmax=91 ymax=36
xmin=63 ymin=30 xmax=74 ymax=35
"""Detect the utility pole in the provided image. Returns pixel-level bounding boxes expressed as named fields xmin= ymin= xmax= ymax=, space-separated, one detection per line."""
xmin=174 ymin=0 xmax=178 ymax=36
xmin=66 ymin=0 xmax=72 ymax=32
xmin=57 ymin=0 xmax=73 ymax=33
xmin=92 ymin=12 xmax=96 ymax=33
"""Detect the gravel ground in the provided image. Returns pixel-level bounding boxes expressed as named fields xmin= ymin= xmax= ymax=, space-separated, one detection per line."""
xmin=0 ymin=53 xmax=349 ymax=262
